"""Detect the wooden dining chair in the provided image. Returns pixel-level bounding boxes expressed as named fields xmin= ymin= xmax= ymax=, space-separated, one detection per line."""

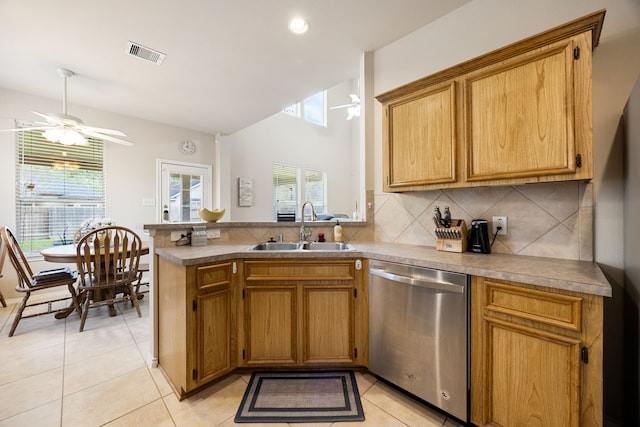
xmin=0 ymin=231 xmax=8 ymax=307
xmin=75 ymin=225 xmax=142 ymax=332
xmin=0 ymin=226 xmax=82 ymax=336
xmin=72 ymin=224 xmax=92 ymax=244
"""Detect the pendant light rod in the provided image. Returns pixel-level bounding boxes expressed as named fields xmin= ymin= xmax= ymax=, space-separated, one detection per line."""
xmin=56 ymin=67 xmax=75 ymax=115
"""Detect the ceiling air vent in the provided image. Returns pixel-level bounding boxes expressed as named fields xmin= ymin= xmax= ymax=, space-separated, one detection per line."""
xmin=126 ymin=41 xmax=166 ymax=65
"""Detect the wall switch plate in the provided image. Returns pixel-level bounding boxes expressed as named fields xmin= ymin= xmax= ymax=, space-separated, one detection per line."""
xmin=492 ymin=216 xmax=507 ymax=235
xmin=142 ymin=197 xmax=156 ymax=206
xmin=206 ymin=229 xmax=221 ymax=239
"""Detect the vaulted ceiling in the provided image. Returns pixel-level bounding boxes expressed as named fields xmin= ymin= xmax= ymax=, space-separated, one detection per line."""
xmin=0 ymin=0 xmax=471 ymax=135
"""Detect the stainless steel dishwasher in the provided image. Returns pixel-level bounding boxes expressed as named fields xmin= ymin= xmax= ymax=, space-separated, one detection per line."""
xmin=368 ymin=260 xmax=469 ymax=422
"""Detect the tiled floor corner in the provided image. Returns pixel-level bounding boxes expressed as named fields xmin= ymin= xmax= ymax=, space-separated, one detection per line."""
xmin=0 ymin=296 xmax=463 ymax=426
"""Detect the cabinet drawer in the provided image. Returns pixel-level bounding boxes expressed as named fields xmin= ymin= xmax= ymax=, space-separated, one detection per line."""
xmin=197 ymin=262 xmax=232 ymax=292
xmin=244 ymin=260 xmax=356 ymax=282
xmin=484 ymin=280 xmax=582 ymax=332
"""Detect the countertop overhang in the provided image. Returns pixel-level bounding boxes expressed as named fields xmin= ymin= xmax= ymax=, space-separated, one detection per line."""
xmin=154 ymin=242 xmax=612 ymax=297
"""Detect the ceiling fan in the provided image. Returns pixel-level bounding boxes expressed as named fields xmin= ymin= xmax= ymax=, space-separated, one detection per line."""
xmin=1 ymin=67 xmax=133 ymax=146
xmin=330 ymin=94 xmax=360 ymax=120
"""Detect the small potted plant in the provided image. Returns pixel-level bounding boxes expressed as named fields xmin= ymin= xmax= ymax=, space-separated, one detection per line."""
xmin=53 ymin=226 xmax=73 ymax=246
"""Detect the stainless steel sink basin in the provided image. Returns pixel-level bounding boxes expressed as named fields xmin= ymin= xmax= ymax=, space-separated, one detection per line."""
xmin=247 ymin=242 xmax=304 ymax=251
xmin=246 ymin=242 xmax=356 ymax=251
xmin=303 ymin=242 xmax=355 ymax=251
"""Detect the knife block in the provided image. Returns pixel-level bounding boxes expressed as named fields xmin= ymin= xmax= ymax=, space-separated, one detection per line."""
xmin=435 ymin=219 xmax=468 ymax=253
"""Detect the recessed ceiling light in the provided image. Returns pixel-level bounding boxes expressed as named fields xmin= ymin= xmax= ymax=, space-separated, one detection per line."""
xmin=288 ymin=17 xmax=309 ymax=35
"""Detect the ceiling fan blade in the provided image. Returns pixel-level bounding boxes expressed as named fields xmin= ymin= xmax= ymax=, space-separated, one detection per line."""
xmin=31 ymin=111 xmax=63 ymax=125
xmin=77 ymin=124 xmax=126 ymax=137
xmin=81 ymin=129 xmax=134 ymax=146
xmin=329 ymin=103 xmax=354 ymax=110
xmin=0 ymin=125 xmax=54 ymax=132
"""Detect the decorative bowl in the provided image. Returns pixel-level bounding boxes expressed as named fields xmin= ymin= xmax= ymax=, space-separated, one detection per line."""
xmin=197 ymin=208 xmax=225 ymax=222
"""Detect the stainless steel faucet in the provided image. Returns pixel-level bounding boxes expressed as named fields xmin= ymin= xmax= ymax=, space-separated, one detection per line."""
xmin=299 ymin=201 xmax=317 ymax=242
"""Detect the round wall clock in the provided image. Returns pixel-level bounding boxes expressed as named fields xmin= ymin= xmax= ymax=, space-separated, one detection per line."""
xmin=179 ymin=140 xmax=196 ymax=155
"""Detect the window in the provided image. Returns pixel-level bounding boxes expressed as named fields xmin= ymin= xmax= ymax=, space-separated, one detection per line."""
xmin=282 ymin=103 xmax=300 ymax=118
xmin=272 ymin=163 xmax=327 ymax=220
xmin=282 ymin=90 xmax=326 ymax=126
xmin=303 ymin=91 xmax=326 ymax=126
xmin=273 ymin=164 xmax=297 ymax=218
xmin=15 ymin=123 xmax=105 ymax=256
xmin=304 ymin=168 xmax=326 ymax=215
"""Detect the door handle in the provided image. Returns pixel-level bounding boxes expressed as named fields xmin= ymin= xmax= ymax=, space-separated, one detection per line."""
xmin=369 ymin=267 xmax=464 ymax=294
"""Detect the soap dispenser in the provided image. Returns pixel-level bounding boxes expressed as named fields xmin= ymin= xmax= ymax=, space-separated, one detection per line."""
xmin=334 ymin=220 xmax=343 ymax=242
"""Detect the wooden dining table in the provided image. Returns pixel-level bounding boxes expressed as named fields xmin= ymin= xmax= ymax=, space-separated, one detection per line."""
xmin=40 ymin=242 xmax=150 ymax=317
xmin=41 ymin=241 xmax=149 ymax=263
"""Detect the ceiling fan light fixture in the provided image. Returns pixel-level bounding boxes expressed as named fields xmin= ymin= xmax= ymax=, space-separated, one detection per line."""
xmin=288 ymin=17 xmax=309 ymax=35
xmin=43 ymin=127 xmax=88 ymax=146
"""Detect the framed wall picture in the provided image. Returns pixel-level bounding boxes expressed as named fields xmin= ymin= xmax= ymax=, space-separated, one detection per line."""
xmin=238 ymin=177 xmax=253 ymax=206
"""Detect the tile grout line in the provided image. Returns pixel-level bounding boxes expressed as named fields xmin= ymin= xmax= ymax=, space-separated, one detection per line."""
xmin=60 ymin=315 xmax=68 ymax=427
xmin=119 ymin=303 xmax=179 ymax=427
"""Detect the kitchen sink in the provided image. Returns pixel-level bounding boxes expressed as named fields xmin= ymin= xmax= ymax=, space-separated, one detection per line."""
xmin=246 ymin=242 xmax=355 ymax=251
xmin=303 ymin=242 xmax=355 ymax=251
xmin=247 ymin=242 xmax=304 ymax=251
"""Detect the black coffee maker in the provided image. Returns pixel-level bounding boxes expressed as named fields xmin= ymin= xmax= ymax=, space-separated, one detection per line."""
xmin=469 ymin=219 xmax=491 ymax=254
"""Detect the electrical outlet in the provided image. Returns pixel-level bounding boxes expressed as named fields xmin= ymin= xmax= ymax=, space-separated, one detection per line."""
xmin=206 ymin=229 xmax=221 ymax=239
xmin=170 ymin=231 xmax=189 ymax=241
xmin=492 ymin=216 xmax=507 ymax=235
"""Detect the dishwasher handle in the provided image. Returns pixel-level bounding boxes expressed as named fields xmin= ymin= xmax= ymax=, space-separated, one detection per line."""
xmin=369 ymin=267 xmax=465 ymax=294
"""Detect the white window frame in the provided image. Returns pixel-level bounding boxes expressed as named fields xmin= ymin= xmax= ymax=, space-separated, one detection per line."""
xmin=282 ymin=90 xmax=327 ymax=127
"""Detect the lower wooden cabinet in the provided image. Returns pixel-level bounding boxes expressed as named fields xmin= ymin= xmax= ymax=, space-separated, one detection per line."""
xmin=157 ymin=258 xmax=236 ymax=398
xmin=156 ymin=253 xmax=605 ymax=420
xmin=240 ymin=258 xmax=365 ymax=367
xmin=471 ymin=277 xmax=603 ymax=427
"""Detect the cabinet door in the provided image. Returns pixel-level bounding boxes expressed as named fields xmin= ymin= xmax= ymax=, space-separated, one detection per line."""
xmin=196 ymin=288 xmax=232 ymax=384
xmin=471 ymin=277 xmax=603 ymax=427
xmin=302 ymin=286 xmax=355 ymax=364
xmin=464 ymin=33 xmax=591 ymax=182
xmin=384 ymin=81 xmax=457 ymax=190
xmin=244 ymin=286 xmax=297 ymax=365
xmin=481 ymin=317 xmax=581 ymax=427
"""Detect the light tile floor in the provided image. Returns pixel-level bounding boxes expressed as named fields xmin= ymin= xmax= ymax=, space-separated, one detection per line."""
xmin=0 ymin=294 xmax=464 ymax=427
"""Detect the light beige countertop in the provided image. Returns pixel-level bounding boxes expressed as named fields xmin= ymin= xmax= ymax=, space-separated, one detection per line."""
xmin=155 ymin=242 xmax=612 ymax=297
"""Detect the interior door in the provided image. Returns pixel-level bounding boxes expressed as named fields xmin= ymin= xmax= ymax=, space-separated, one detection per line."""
xmin=158 ymin=160 xmax=212 ymax=223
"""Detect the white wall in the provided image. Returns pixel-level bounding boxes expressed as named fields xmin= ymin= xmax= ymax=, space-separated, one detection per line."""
xmin=0 ymin=87 xmax=216 ymax=299
xmin=222 ymin=79 xmax=360 ymax=221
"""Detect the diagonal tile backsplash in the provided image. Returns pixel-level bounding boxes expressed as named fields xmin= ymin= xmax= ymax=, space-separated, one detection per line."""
xmin=373 ymin=181 xmax=593 ymax=261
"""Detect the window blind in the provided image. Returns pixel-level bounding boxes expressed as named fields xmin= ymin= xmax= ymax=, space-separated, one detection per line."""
xmin=304 ymin=169 xmax=326 ymax=216
xmin=15 ymin=123 xmax=105 ymax=256
xmin=272 ymin=163 xmax=327 ymax=221
xmin=273 ymin=163 xmax=297 ymax=220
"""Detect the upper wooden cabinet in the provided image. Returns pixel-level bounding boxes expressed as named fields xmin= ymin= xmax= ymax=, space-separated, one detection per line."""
xmin=465 ymin=32 xmax=591 ymax=182
xmin=377 ymin=10 xmax=605 ymax=192
xmin=384 ymin=81 xmax=457 ymax=188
